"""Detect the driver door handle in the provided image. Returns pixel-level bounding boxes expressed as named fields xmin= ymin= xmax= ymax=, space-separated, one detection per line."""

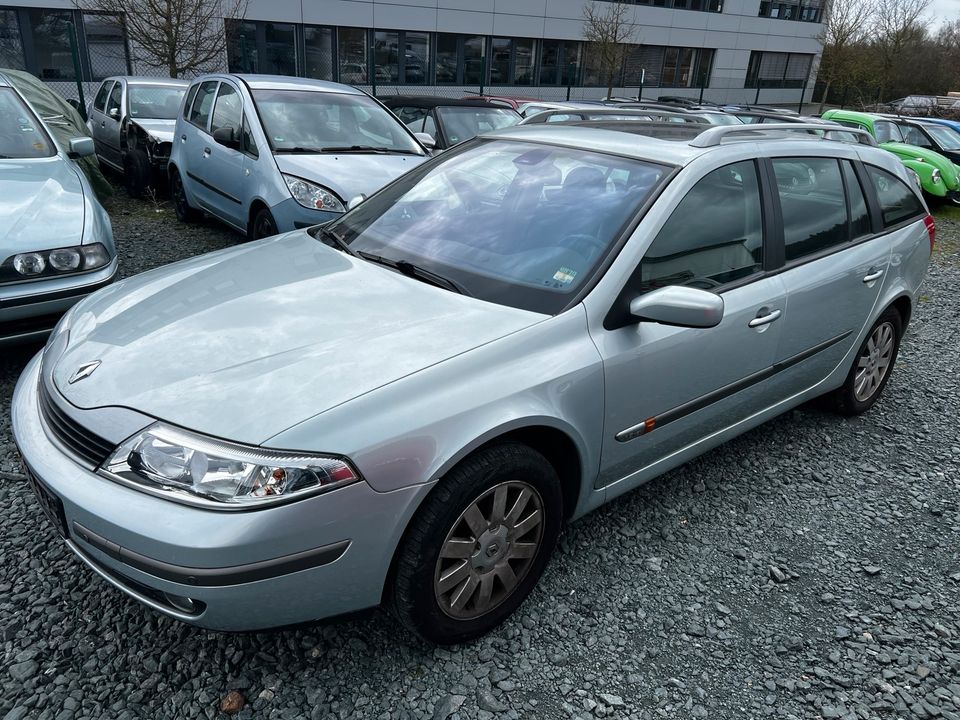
xmin=202 ymin=147 xmax=211 ymax=156
xmin=863 ymin=268 xmax=884 ymax=283
xmin=748 ymin=308 xmax=781 ymax=328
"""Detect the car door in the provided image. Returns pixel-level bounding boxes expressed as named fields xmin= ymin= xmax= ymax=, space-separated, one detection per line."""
xmin=179 ymin=80 xmax=220 ymax=215
xmin=200 ymin=80 xmax=247 ymax=227
xmin=99 ymin=80 xmax=124 ymax=168
xmin=767 ymin=156 xmax=891 ymax=394
xmin=88 ymin=80 xmax=112 ymax=161
xmin=591 ymin=160 xmax=788 ymax=488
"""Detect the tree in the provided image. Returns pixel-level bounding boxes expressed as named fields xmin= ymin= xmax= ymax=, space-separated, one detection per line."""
xmin=582 ymin=1 xmax=638 ymax=98
xmin=816 ymin=0 xmax=873 ymax=110
xmin=74 ymin=0 xmax=247 ymax=78
xmin=871 ymin=0 xmax=931 ymax=100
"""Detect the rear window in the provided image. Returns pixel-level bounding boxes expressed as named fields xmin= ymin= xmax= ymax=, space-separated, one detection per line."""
xmin=865 ymin=165 xmax=925 ymax=227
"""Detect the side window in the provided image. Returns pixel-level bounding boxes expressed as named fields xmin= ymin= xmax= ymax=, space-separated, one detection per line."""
xmin=189 ymin=80 xmax=218 ymax=130
xmin=901 ymin=125 xmax=932 ymax=148
xmin=422 ymin=113 xmax=437 ymax=139
xmin=210 ymin=83 xmax=242 ymax=137
xmin=638 ymin=160 xmax=763 ymax=294
xmin=395 ymin=106 xmax=427 ymax=126
xmin=774 ymin=157 xmax=848 ymax=262
xmin=842 ymin=161 xmax=871 ymax=239
xmin=93 ymin=81 xmax=111 ymax=113
xmin=546 ymin=113 xmax=579 ymax=123
xmin=241 ymin=114 xmax=258 ymax=157
xmin=874 ymin=121 xmax=904 ymax=144
xmin=865 ymin=165 xmax=925 ymax=227
xmin=183 ymin=83 xmax=199 ymax=120
xmin=106 ymin=82 xmax=122 ymax=117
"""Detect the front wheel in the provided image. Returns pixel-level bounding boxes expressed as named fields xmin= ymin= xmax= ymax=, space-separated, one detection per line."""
xmin=170 ymin=170 xmax=200 ymax=223
xmin=250 ymin=208 xmax=278 ymax=240
xmin=831 ymin=307 xmax=902 ymax=415
xmin=124 ymin=149 xmax=151 ymax=199
xmin=391 ymin=443 xmax=563 ymax=644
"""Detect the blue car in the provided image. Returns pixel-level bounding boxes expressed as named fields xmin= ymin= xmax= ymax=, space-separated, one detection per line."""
xmin=169 ymin=75 xmax=431 ymax=239
xmin=0 ymin=70 xmax=117 ymax=345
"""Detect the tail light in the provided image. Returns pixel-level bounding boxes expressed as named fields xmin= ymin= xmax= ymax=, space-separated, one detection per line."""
xmin=923 ymin=214 xmax=935 ymax=252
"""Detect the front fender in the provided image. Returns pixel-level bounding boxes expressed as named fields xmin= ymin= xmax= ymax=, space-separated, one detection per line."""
xmin=900 ymin=159 xmax=947 ymax=196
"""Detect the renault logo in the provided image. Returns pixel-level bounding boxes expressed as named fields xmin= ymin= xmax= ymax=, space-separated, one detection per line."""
xmin=68 ymin=360 xmax=101 ymax=384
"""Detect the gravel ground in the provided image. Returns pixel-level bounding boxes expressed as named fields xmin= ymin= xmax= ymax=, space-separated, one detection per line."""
xmin=1 ymin=190 xmax=958 ymax=720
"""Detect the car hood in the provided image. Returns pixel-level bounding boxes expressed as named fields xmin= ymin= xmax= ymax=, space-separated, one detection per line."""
xmin=273 ymin=153 xmax=426 ymax=203
xmin=0 ymin=157 xmax=85 ymax=255
xmin=882 ymin=142 xmax=960 ymax=185
xmin=129 ymin=118 xmax=176 ymax=143
xmin=51 ymin=231 xmax=543 ymax=444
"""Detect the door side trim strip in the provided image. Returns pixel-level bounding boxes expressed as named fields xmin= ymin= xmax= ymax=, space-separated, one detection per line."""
xmin=186 ymin=171 xmax=242 ymax=204
xmin=614 ymin=330 xmax=852 ymax=442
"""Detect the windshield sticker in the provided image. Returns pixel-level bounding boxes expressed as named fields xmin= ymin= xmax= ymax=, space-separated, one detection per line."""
xmin=553 ymin=267 xmax=577 ymax=285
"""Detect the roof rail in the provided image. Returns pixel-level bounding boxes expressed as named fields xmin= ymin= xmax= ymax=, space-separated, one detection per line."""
xmin=689 ymin=123 xmax=878 ymax=148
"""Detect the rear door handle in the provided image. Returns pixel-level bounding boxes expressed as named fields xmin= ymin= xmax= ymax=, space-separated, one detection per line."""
xmin=863 ymin=268 xmax=884 ymax=283
xmin=748 ymin=308 xmax=781 ymax=328
xmin=202 ymin=147 xmax=211 ymax=156
xmin=180 ymin=134 xmax=186 ymax=142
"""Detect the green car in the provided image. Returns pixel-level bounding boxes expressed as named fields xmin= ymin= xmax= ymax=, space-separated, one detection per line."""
xmin=822 ymin=109 xmax=960 ymax=205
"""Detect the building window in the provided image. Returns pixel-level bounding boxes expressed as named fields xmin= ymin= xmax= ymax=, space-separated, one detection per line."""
xmin=0 ymin=9 xmax=25 ymax=70
xmin=435 ymin=33 xmax=488 ymax=85
xmin=82 ymin=13 xmax=128 ymax=79
xmin=538 ymin=39 xmax=581 ymax=85
xmin=28 ymin=9 xmax=76 ymax=80
xmin=614 ymin=0 xmax=721 ymax=11
xmin=338 ymin=27 xmax=368 ymax=84
xmin=304 ymin=25 xmax=333 ymax=80
xmin=226 ymin=20 xmax=297 ymax=75
xmin=463 ymin=35 xmax=485 ymax=84
xmin=373 ymin=29 xmax=429 ymax=84
xmin=487 ymin=37 xmax=538 ymax=86
xmin=759 ymin=0 xmax=822 ymax=21
xmin=745 ymin=51 xmax=814 ymax=88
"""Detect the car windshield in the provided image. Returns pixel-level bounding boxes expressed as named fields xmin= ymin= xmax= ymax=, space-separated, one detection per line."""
xmin=253 ymin=89 xmax=422 ymax=154
xmin=128 ymin=85 xmax=186 ymax=120
xmin=322 ymin=139 xmax=668 ymax=314
xmin=0 ymin=87 xmax=54 ymax=159
xmin=436 ymin=107 xmax=521 ymax=146
xmin=924 ymin=124 xmax=960 ymax=151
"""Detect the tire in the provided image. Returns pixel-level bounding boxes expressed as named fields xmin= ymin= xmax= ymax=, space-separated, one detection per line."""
xmin=124 ymin=149 xmax=151 ymax=199
xmin=831 ymin=307 xmax=902 ymax=416
xmin=251 ymin=207 xmax=279 ymax=240
xmin=391 ymin=442 xmax=563 ymax=645
xmin=171 ymin=170 xmax=200 ymax=223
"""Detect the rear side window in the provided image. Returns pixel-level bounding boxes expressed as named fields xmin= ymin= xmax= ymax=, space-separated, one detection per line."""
xmin=774 ymin=157 xmax=848 ymax=262
xmin=842 ymin=161 xmax=871 ymax=239
xmin=189 ymin=81 xmax=218 ymax=129
xmin=638 ymin=160 xmax=763 ymax=293
xmin=93 ymin=81 xmax=111 ymax=113
xmin=899 ymin=124 xmax=933 ymax=148
xmin=866 ymin=165 xmax=925 ymax=227
xmin=183 ymin=83 xmax=199 ymax=119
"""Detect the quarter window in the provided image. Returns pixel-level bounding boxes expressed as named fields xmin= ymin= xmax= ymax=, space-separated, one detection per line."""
xmin=865 ymin=165 xmax=925 ymax=227
xmin=241 ymin=115 xmax=258 ymax=157
xmin=843 ymin=161 xmax=871 ymax=239
xmin=188 ymin=81 xmax=217 ymax=129
xmin=106 ymin=81 xmax=122 ymax=117
xmin=93 ymin=81 xmax=111 ymax=113
xmin=183 ymin=83 xmax=199 ymax=119
xmin=638 ymin=161 xmax=763 ymax=294
xmin=774 ymin=157 xmax=848 ymax=262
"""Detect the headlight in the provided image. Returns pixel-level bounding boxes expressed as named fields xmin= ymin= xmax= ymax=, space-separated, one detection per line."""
xmin=2 ymin=242 xmax=111 ymax=283
xmin=909 ymin=169 xmax=922 ymax=187
xmin=932 ymin=168 xmax=942 ymax=184
xmin=101 ymin=423 xmax=361 ymax=509
xmin=283 ymin=174 xmax=346 ymax=212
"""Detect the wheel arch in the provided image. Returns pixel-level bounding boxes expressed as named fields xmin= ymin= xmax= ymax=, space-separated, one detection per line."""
xmin=889 ymin=293 xmax=912 ymax=328
xmin=247 ymin=198 xmax=271 ymax=236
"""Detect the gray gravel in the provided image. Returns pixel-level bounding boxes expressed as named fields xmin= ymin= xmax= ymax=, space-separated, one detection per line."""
xmin=1 ymin=190 xmax=959 ymax=720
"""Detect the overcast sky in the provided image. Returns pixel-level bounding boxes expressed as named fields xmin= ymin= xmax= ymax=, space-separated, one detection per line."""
xmin=928 ymin=0 xmax=960 ymax=27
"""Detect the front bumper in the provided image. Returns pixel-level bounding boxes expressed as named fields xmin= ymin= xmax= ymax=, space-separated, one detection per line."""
xmin=0 ymin=260 xmax=118 ymax=346
xmin=11 ymin=353 xmax=428 ymax=630
xmin=269 ymin=197 xmax=341 ymax=233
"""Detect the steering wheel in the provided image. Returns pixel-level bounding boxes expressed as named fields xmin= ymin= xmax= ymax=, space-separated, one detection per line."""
xmin=557 ymin=233 xmax=606 ymax=260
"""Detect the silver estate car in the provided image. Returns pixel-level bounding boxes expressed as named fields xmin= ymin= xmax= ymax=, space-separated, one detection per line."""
xmin=0 ymin=72 xmax=117 ymax=346
xmin=13 ymin=123 xmax=931 ymax=644
xmin=87 ymin=76 xmax=189 ymax=198
xmin=169 ymin=75 xmax=430 ymax=239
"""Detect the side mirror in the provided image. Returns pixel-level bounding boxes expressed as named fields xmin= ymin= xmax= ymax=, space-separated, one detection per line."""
xmin=67 ymin=136 xmax=95 ymax=159
xmin=629 ymin=285 xmax=724 ymax=328
xmin=347 ymin=194 xmax=366 ymax=210
xmin=213 ymin=126 xmax=239 ymax=149
xmin=108 ymin=107 xmax=119 ymax=119
xmin=414 ymin=132 xmax=436 ymax=150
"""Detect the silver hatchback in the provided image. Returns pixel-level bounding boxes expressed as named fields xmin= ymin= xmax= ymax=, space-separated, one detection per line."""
xmin=13 ymin=123 xmax=931 ymax=643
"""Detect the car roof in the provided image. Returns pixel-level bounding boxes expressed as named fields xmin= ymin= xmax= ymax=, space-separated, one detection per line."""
xmin=231 ymin=74 xmax=364 ymax=94
xmin=380 ymin=95 xmax=510 ymax=109
xmin=100 ymin=76 xmax=190 ymax=87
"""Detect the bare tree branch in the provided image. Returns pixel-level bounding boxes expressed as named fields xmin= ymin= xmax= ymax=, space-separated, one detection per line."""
xmin=582 ymin=1 xmax=639 ymax=98
xmin=73 ymin=0 xmax=248 ymax=78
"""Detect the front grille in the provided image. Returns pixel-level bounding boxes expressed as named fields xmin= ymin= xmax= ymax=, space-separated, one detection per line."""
xmin=39 ymin=381 xmax=114 ymax=469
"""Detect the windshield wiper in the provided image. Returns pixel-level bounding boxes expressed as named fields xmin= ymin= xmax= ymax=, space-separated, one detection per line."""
xmin=357 ymin=251 xmax=469 ymax=296
xmin=274 ymin=146 xmax=326 ymax=154
xmin=319 ymin=145 xmax=400 ymax=154
xmin=314 ymin=226 xmax=356 ymax=256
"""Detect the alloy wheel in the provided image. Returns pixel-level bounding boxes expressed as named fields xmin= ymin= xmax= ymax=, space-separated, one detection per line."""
xmin=854 ymin=321 xmax=895 ymax=402
xmin=434 ymin=481 xmax=544 ymax=620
